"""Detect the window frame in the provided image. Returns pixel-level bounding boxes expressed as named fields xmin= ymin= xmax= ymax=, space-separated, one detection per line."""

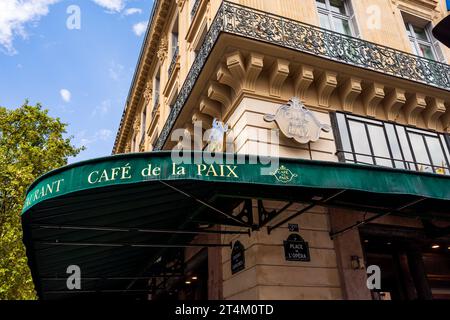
xmin=316 ymin=0 xmax=357 ymax=37
xmin=153 ymin=67 xmax=161 ymax=108
xmin=332 ymin=112 xmax=450 ymax=175
xmin=404 ymin=21 xmax=437 ymax=60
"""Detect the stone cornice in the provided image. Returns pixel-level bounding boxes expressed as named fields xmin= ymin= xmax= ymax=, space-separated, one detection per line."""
xmin=113 ymin=0 xmax=171 ymax=154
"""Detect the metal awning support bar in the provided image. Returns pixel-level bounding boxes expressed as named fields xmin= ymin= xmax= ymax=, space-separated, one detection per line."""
xmin=159 ymin=181 xmax=249 ymax=227
xmin=267 ymin=190 xmax=346 ymax=234
xmin=33 ymin=224 xmax=249 ymax=235
xmin=42 ymin=276 xmax=183 ymax=281
xmin=330 ymin=197 xmax=427 ymax=239
xmin=36 ymin=240 xmax=232 ymax=249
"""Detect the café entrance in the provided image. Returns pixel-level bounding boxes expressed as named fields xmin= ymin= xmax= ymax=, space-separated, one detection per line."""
xmin=361 ymin=224 xmax=450 ymax=300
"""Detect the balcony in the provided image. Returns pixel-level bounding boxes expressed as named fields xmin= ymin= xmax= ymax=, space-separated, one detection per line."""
xmin=154 ymin=1 xmax=450 ymax=150
xmin=191 ymin=0 xmax=201 ymax=19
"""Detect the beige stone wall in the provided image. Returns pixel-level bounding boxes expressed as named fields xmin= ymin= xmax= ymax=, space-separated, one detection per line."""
xmin=118 ymin=0 xmax=450 ymax=152
xmin=221 ymin=202 xmax=342 ymax=300
xmin=227 ymin=97 xmax=337 ymax=161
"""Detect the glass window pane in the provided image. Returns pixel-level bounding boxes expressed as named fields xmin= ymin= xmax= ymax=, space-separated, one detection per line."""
xmin=413 ymin=26 xmax=429 ymax=41
xmin=405 ymin=22 xmax=412 ymax=36
xmin=385 ymin=124 xmax=405 ymax=169
xmin=396 ymin=126 xmax=415 ymax=170
xmin=349 ymin=121 xmax=373 ymax=165
xmin=409 ymin=40 xmax=419 ymax=55
xmin=440 ymin=135 xmax=450 ymax=167
xmin=425 ymin=136 xmax=448 ymax=174
xmin=330 ymin=0 xmax=347 ymax=15
xmin=336 ymin=113 xmax=353 ymax=161
xmin=409 ymin=133 xmax=433 ymax=173
xmin=333 ymin=17 xmax=352 ymax=35
xmin=319 ymin=12 xmax=331 ymax=30
xmin=418 ymin=43 xmax=435 ymax=60
xmin=368 ymin=125 xmax=393 ymax=167
xmin=316 ymin=0 xmax=327 ymax=9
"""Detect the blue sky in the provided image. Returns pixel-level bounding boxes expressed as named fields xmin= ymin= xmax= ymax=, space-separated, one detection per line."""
xmin=0 ymin=0 xmax=154 ymax=163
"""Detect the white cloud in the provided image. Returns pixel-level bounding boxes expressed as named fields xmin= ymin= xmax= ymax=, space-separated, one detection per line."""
xmin=133 ymin=21 xmax=147 ymax=36
xmin=92 ymin=0 xmax=126 ymax=13
xmin=97 ymin=129 xmax=112 ymax=141
xmin=0 ymin=0 xmax=59 ymax=54
xmin=76 ymin=129 xmax=113 ymax=148
xmin=91 ymin=99 xmax=112 ymax=118
xmin=124 ymin=8 xmax=142 ymax=16
xmin=109 ymin=61 xmax=124 ymax=81
xmin=60 ymin=89 xmax=71 ymax=102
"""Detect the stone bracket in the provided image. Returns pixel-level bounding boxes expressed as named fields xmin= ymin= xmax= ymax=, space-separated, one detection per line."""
xmin=295 ymin=65 xmax=314 ymax=102
xmin=317 ymin=71 xmax=338 ymax=108
xmin=339 ymin=77 xmax=362 ymax=113
xmin=404 ymin=93 xmax=427 ymax=126
xmin=384 ymin=88 xmax=406 ymax=121
xmin=269 ymin=59 xmax=290 ymax=97
xmin=363 ymin=83 xmax=385 ymax=118
xmin=424 ymin=98 xmax=446 ymax=131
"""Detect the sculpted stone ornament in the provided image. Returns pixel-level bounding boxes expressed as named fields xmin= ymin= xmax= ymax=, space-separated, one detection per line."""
xmin=143 ymin=81 xmax=152 ymax=104
xmin=207 ymin=118 xmax=229 ymax=152
xmin=264 ymin=97 xmax=331 ymax=144
xmin=157 ymin=37 xmax=168 ymax=62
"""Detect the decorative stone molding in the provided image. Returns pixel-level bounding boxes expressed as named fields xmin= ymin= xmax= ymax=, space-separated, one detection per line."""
xmin=442 ymin=102 xmax=450 ymax=132
xmin=217 ymin=64 xmax=239 ymax=93
xmin=245 ymin=53 xmax=264 ymax=92
xmin=316 ymin=71 xmax=337 ymax=108
xmin=423 ymin=98 xmax=446 ymax=130
xmin=294 ymin=65 xmax=314 ymax=102
xmin=208 ymin=82 xmax=231 ymax=111
xmin=200 ymin=97 xmax=222 ymax=120
xmin=224 ymin=51 xmax=264 ymax=93
xmin=391 ymin=0 xmax=438 ymax=10
xmin=384 ymin=88 xmax=406 ymax=121
xmin=157 ymin=37 xmax=168 ymax=62
xmin=192 ymin=112 xmax=213 ymax=127
xmin=133 ymin=118 xmax=141 ymax=132
xmin=269 ymin=59 xmax=290 ymax=97
xmin=339 ymin=77 xmax=362 ymax=113
xmin=143 ymin=81 xmax=153 ymax=104
xmin=363 ymin=83 xmax=385 ymax=118
xmin=404 ymin=93 xmax=427 ymax=126
xmin=124 ymin=141 xmax=131 ymax=153
xmin=139 ymin=142 xmax=146 ymax=152
xmin=176 ymin=0 xmax=186 ymax=10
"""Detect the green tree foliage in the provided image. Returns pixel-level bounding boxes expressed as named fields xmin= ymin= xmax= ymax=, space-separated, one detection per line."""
xmin=0 ymin=103 xmax=83 ymax=300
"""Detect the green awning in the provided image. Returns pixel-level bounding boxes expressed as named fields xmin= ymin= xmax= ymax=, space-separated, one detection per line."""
xmin=22 ymin=152 xmax=450 ymax=213
xmin=21 ymin=152 xmax=450 ymax=299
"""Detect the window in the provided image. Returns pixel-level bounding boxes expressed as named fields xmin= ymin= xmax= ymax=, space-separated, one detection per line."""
xmin=154 ymin=69 xmax=160 ymax=108
xmin=192 ymin=23 xmax=207 ymax=64
xmin=316 ymin=0 xmax=358 ymax=36
xmin=168 ymin=89 xmax=178 ymax=110
xmin=141 ymin=106 xmax=147 ymax=143
xmin=402 ymin=15 xmax=444 ymax=62
xmin=171 ymin=16 xmax=179 ymax=59
xmin=333 ymin=112 xmax=450 ymax=175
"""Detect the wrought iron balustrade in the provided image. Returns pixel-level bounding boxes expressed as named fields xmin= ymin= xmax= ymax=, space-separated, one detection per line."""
xmin=191 ymin=0 xmax=201 ymax=19
xmin=154 ymin=1 xmax=450 ymax=150
xmin=168 ymin=46 xmax=179 ymax=77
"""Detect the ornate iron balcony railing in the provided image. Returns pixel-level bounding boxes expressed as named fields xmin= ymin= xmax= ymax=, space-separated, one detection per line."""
xmin=154 ymin=1 xmax=450 ymax=150
xmin=168 ymin=46 xmax=179 ymax=77
xmin=191 ymin=0 xmax=201 ymax=19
